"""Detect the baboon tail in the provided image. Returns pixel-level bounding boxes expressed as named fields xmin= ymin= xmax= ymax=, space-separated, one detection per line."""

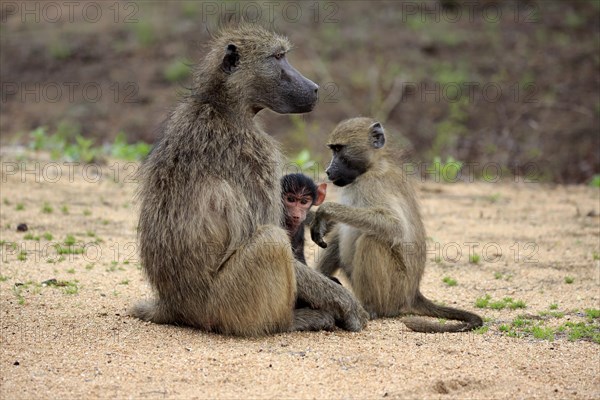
xmin=403 ymin=291 xmax=483 ymax=333
xmin=130 ymin=298 xmax=174 ymax=325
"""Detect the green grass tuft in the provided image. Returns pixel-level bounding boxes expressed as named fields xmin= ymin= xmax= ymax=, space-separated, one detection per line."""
xmin=41 ymin=203 xmax=53 ymax=214
xmin=442 ymin=276 xmax=457 ymax=286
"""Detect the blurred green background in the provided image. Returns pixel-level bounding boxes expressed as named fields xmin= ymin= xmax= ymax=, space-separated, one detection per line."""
xmin=1 ymin=0 xmax=598 ymax=183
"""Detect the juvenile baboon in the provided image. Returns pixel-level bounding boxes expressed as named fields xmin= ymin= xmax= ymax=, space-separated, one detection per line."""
xmin=131 ymin=25 xmax=368 ymax=336
xmin=281 ymin=173 xmax=327 ymax=264
xmin=311 ymin=117 xmax=483 ymax=333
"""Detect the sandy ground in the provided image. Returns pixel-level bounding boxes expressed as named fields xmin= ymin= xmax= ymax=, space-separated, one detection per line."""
xmin=0 ymin=156 xmax=599 ymax=399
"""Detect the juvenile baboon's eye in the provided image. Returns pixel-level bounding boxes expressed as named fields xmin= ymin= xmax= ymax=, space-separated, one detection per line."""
xmin=286 ymin=195 xmax=295 ymax=203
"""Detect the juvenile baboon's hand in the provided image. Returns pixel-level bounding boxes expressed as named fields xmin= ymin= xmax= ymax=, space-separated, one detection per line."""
xmin=310 ymin=206 xmax=330 ymax=248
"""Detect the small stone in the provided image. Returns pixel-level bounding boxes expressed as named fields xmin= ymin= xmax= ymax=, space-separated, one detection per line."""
xmin=16 ymin=223 xmax=28 ymax=232
xmin=13 ymin=361 xmax=19 ymax=366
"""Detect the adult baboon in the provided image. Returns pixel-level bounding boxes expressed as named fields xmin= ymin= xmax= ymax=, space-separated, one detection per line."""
xmin=311 ymin=117 xmax=483 ymax=333
xmin=131 ymin=25 xmax=368 ymax=336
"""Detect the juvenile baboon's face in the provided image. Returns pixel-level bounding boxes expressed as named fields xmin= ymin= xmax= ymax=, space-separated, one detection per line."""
xmin=216 ymin=26 xmax=319 ymax=114
xmin=325 ymin=118 xmax=386 ymax=187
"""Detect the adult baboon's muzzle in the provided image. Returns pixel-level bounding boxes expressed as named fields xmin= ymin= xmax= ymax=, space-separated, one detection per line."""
xmin=280 ymin=59 xmax=319 ymax=113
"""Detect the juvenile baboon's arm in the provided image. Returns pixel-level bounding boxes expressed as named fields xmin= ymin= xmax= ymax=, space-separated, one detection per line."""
xmin=311 ymin=202 xmax=403 ymax=248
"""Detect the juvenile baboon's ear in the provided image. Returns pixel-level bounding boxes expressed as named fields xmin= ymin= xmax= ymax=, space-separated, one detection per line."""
xmin=221 ymin=44 xmax=240 ymax=74
xmin=314 ymin=183 xmax=327 ymax=206
xmin=369 ymin=122 xmax=385 ymax=149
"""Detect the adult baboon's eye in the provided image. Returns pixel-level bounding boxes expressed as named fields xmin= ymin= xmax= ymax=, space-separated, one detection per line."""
xmin=274 ymin=52 xmax=285 ymax=60
xmin=329 ymin=144 xmax=344 ymax=153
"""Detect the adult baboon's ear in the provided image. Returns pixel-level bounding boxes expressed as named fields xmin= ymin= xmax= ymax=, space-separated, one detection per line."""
xmin=221 ymin=44 xmax=240 ymax=74
xmin=369 ymin=122 xmax=385 ymax=149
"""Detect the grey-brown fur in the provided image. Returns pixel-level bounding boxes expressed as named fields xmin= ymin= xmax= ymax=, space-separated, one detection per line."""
xmin=131 ymin=25 xmax=368 ymax=336
xmin=311 ymin=117 xmax=483 ymax=333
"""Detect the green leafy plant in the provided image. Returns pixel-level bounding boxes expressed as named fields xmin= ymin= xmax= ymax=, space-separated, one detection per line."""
xmin=17 ymin=251 xmax=27 ymax=261
xmin=64 ymin=135 xmax=100 ymax=163
xmin=64 ymin=235 xmax=77 ymax=246
xmin=13 ymin=284 xmax=25 ymax=304
xmin=561 ymin=322 xmax=600 ymax=343
xmin=164 ymin=59 xmax=192 ymax=82
xmin=585 ymin=308 xmax=600 ymax=320
xmin=44 ymin=279 xmax=79 ymax=295
xmin=42 ymin=203 xmax=53 ymax=214
xmin=531 ymin=326 xmax=555 ymax=341
xmin=475 ymin=295 xmax=526 ymax=310
xmin=29 ymin=126 xmax=49 ymax=151
xmin=49 ymin=40 xmax=71 ymax=60
xmin=29 ymin=125 xmax=150 ymax=163
xmin=132 ymin=21 xmax=156 ymax=47
xmin=431 ymin=156 xmax=463 ymax=183
xmin=473 ymin=325 xmax=489 ymax=334
xmin=110 ymin=132 xmax=151 ymax=161
xmin=442 ymin=276 xmax=457 ymax=286
xmin=291 ymin=149 xmax=317 ymax=170
xmin=55 ymin=246 xmax=84 ymax=255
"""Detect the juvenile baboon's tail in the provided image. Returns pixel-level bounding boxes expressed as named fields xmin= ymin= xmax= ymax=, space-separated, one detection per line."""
xmin=130 ymin=298 xmax=175 ymax=325
xmin=403 ymin=291 xmax=483 ymax=333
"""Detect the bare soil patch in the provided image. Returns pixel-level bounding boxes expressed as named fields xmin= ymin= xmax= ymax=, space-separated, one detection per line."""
xmin=0 ymin=157 xmax=598 ymax=399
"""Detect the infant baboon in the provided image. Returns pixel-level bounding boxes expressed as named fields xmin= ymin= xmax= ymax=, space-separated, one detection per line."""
xmin=311 ymin=117 xmax=483 ymax=333
xmin=131 ymin=25 xmax=368 ymax=336
xmin=281 ymin=173 xmax=327 ymax=264
xmin=280 ymin=173 xmax=341 ymax=311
